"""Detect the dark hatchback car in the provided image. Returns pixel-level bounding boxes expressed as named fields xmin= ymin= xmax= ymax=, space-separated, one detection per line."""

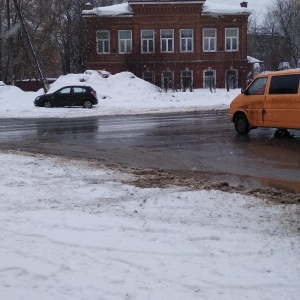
xmin=34 ymin=85 xmax=98 ymax=108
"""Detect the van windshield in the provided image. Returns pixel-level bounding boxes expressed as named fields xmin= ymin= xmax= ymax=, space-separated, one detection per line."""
xmin=247 ymin=77 xmax=268 ymax=95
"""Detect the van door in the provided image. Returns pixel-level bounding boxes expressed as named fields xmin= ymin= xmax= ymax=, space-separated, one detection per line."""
xmin=263 ymin=74 xmax=300 ymax=129
xmin=243 ymin=76 xmax=268 ymax=126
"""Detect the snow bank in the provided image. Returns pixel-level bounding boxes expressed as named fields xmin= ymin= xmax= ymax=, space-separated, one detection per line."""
xmin=0 ymin=71 xmax=240 ymax=119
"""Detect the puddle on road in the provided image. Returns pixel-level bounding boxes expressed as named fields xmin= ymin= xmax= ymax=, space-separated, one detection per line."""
xmin=257 ymin=177 xmax=300 ymax=194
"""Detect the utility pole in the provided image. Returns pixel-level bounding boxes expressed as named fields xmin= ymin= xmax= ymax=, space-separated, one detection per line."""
xmin=12 ymin=0 xmax=48 ymax=92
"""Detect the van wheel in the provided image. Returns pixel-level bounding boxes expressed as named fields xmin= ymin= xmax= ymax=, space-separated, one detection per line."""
xmin=234 ymin=114 xmax=250 ymax=134
xmin=274 ymin=129 xmax=291 ymax=138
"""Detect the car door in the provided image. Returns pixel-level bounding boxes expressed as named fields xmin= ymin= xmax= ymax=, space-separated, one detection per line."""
xmin=54 ymin=87 xmax=72 ymax=106
xmin=243 ymin=76 xmax=268 ymax=126
xmin=72 ymin=87 xmax=85 ymax=106
xmin=263 ymin=74 xmax=300 ymax=129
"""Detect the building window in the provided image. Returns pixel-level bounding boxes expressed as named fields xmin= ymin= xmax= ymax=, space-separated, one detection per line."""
xmin=225 ymin=68 xmax=238 ymax=91
xmin=161 ymin=29 xmax=174 ymax=52
xmin=225 ymin=28 xmax=239 ymax=51
xmin=203 ymin=68 xmax=216 ymax=92
xmin=141 ymin=30 xmax=154 ymax=53
xmin=96 ymin=30 xmax=110 ymax=54
xmin=161 ymin=69 xmax=174 ymax=91
xmin=143 ymin=69 xmax=155 ymax=84
xmin=118 ymin=30 xmax=132 ymax=54
xmin=181 ymin=68 xmax=193 ymax=92
xmin=203 ymin=28 xmax=216 ymax=52
xmin=180 ymin=29 xmax=194 ymax=52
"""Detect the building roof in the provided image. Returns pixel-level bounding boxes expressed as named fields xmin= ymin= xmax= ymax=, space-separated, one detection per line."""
xmin=82 ymin=3 xmax=133 ymax=16
xmin=203 ymin=0 xmax=251 ymax=16
xmin=82 ymin=1 xmax=251 ymax=17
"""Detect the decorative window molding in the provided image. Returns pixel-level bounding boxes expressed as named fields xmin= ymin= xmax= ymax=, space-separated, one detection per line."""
xmin=203 ymin=68 xmax=216 ymax=92
xmin=181 ymin=68 xmax=193 ymax=91
xmin=142 ymin=69 xmax=155 ymax=84
xmin=161 ymin=69 xmax=174 ymax=91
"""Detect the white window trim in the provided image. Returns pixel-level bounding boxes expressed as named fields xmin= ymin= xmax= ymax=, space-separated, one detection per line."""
xmin=180 ymin=29 xmax=194 ymax=53
xmin=141 ymin=29 xmax=155 ymax=54
xmin=225 ymin=28 xmax=239 ymax=52
xmin=96 ymin=30 xmax=110 ymax=54
xmin=118 ymin=30 xmax=132 ymax=54
xmin=203 ymin=28 xmax=217 ymax=52
xmin=160 ymin=29 xmax=174 ymax=53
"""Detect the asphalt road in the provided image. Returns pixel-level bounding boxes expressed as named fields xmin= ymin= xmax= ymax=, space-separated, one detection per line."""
xmin=0 ymin=111 xmax=299 ymax=193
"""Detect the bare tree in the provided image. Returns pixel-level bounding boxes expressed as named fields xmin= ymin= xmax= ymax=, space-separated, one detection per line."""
xmin=271 ymin=0 xmax=300 ymax=67
xmin=248 ymin=0 xmax=300 ymax=70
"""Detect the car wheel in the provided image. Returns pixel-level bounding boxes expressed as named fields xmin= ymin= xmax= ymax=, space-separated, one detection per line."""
xmin=83 ymin=100 xmax=92 ymax=109
xmin=234 ymin=113 xmax=250 ymax=134
xmin=43 ymin=100 xmax=52 ymax=108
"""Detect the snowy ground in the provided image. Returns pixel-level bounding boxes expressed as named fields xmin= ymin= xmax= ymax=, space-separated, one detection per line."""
xmin=0 ymin=72 xmax=299 ymax=299
xmin=0 ymin=152 xmax=299 ymax=300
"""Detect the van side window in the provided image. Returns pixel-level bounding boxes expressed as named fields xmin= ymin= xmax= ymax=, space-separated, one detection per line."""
xmin=247 ymin=77 xmax=268 ymax=95
xmin=269 ymin=74 xmax=300 ymax=94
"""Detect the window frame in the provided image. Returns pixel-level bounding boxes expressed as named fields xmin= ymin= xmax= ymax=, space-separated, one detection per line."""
xmin=180 ymin=29 xmax=194 ymax=52
xmin=96 ymin=30 xmax=110 ymax=54
xmin=203 ymin=28 xmax=217 ymax=52
xmin=118 ymin=30 xmax=132 ymax=54
xmin=160 ymin=29 xmax=174 ymax=53
xmin=225 ymin=28 xmax=239 ymax=52
xmin=141 ymin=29 xmax=155 ymax=54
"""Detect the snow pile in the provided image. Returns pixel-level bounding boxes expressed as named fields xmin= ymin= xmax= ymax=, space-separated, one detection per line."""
xmin=0 ymin=71 xmax=240 ymax=119
xmin=0 ymin=152 xmax=299 ymax=300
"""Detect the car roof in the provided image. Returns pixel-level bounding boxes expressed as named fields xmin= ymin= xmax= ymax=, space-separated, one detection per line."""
xmin=256 ymin=68 xmax=300 ymax=78
xmin=59 ymin=85 xmax=91 ymax=88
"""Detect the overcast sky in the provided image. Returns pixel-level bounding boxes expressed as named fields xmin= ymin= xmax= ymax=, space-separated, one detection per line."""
xmin=214 ymin=0 xmax=274 ymax=18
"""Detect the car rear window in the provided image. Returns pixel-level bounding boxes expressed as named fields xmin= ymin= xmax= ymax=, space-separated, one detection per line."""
xmin=269 ymin=74 xmax=300 ymax=94
xmin=73 ymin=87 xmax=85 ymax=93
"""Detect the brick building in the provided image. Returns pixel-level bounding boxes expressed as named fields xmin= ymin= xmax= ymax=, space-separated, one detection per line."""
xmin=82 ymin=0 xmax=252 ymax=90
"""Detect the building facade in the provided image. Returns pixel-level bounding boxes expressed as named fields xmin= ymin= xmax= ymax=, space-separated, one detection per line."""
xmin=83 ymin=0 xmax=252 ymax=90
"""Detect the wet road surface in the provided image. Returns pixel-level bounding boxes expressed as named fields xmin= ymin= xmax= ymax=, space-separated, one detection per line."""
xmin=0 ymin=111 xmax=299 ymax=193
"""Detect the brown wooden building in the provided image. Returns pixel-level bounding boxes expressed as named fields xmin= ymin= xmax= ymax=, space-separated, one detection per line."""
xmin=82 ymin=0 xmax=252 ymax=90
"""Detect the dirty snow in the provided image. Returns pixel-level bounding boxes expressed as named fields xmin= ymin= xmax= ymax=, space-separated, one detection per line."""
xmin=0 ymin=152 xmax=299 ymax=300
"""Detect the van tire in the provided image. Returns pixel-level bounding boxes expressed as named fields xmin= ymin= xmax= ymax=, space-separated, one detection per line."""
xmin=234 ymin=114 xmax=250 ymax=134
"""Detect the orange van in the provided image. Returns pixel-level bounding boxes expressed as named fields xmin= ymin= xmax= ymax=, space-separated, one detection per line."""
xmin=229 ymin=69 xmax=300 ymax=134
